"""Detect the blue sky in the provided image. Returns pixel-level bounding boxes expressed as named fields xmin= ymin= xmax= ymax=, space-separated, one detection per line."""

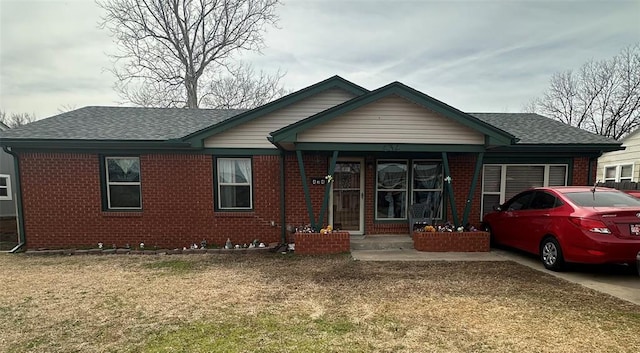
xmin=1 ymin=0 xmax=639 ymax=119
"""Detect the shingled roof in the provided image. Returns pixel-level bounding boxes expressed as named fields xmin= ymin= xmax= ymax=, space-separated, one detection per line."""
xmin=0 ymin=106 xmax=246 ymax=141
xmin=470 ymin=113 xmax=618 ymax=145
xmin=0 ymin=105 xmax=620 ymax=150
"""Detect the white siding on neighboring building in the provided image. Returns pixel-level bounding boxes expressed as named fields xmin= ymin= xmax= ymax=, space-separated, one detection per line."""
xmin=0 ymin=125 xmax=17 ymax=218
xmin=297 ymin=95 xmax=484 ymax=144
xmin=205 ymin=88 xmax=357 ymax=149
xmin=597 ymin=130 xmax=640 ymax=182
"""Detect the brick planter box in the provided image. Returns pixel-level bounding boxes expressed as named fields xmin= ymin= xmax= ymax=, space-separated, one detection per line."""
xmin=294 ymin=232 xmax=351 ymax=255
xmin=413 ymin=231 xmax=490 ymax=252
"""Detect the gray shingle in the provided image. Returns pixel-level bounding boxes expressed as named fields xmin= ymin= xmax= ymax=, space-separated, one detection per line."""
xmin=469 ymin=113 xmax=619 ymax=145
xmin=0 ymin=106 xmax=246 ymax=140
xmin=0 ymin=106 xmax=620 ymax=147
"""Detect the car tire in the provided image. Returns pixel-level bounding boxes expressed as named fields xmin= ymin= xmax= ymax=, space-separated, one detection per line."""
xmin=540 ymin=237 xmax=564 ymax=271
xmin=482 ymin=224 xmax=496 ymax=247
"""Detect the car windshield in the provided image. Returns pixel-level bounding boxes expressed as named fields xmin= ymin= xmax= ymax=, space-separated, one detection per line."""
xmin=563 ymin=191 xmax=640 ymax=207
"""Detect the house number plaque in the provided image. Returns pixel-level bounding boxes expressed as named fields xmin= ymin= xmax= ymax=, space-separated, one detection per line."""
xmin=311 ymin=177 xmax=328 ymax=185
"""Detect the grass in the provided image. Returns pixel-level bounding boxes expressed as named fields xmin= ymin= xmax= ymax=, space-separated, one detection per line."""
xmin=0 ymin=253 xmax=639 ymax=353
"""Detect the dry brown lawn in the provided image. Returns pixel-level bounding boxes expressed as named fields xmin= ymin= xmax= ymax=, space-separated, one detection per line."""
xmin=0 ymin=252 xmax=638 ymax=353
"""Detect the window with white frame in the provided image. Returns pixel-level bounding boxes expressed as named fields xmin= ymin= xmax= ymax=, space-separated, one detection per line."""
xmin=412 ymin=161 xmax=443 ymax=219
xmin=481 ymin=164 xmax=567 ymax=216
xmin=376 ymin=160 xmax=407 ymax=219
xmin=604 ymin=164 xmax=633 ymax=182
xmin=217 ymin=158 xmax=252 ymax=210
xmin=105 ymin=157 xmax=142 ymax=209
xmin=0 ymin=174 xmax=12 ymax=201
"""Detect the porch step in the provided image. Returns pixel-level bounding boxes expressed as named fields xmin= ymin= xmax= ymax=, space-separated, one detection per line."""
xmin=350 ymin=234 xmax=414 ymax=250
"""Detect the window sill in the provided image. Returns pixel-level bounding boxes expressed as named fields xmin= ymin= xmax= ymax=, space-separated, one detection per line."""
xmin=102 ymin=211 xmax=143 ymax=217
xmin=214 ymin=211 xmax=256 ymax=218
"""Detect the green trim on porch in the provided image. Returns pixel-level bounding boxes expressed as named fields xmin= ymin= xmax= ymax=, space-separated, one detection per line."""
xmin=483 ymin=156 xmax=574 ymax=164
xmin=296 ymin=150 xmax=317 ymax=230
xmin=441 ymin=152 xmax=459 ymax=226
xmin=318 ymin=151 xmax=339 ymax=228
xmin=289 ymin=142 xmax=488 ymax=152
xmin=1 ymin=139 xmax=195 ymax=151
xmin=200 ymin=148 xmax=281 ymax=155
xmin=462 ymin=152 xmax=484 ymax=226
xmin=486 ymin=144 xmax=621 ymax=154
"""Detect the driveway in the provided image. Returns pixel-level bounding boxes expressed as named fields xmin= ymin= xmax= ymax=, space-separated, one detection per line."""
xmin=352 ymin=248 xmax=640 ymax=306
xmin=492 ymin=248 xmax=640 ymax=306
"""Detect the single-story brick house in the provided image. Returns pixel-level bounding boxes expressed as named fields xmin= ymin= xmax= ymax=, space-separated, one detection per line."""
xmin=0 ymin=76 xmax=622 ymax=251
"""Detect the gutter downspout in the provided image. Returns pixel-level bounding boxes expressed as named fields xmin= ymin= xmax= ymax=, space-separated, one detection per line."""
xmin=279 ymin=151 xmax=287 ymax=244
xmin=3 ymin=146 xmax=25 ymax=253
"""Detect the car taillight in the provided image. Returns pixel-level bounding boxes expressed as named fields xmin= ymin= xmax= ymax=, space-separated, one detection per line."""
xmin=569 ymin=217 xmax=611 ymax=234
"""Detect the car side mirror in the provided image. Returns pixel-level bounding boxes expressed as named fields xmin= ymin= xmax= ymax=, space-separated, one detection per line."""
xmin=493 ymin=205 xmax=502 ymax=211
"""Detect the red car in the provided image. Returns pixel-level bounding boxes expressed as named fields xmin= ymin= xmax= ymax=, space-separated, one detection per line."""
xmin=482 ymin=186 xmax=640 ymax=271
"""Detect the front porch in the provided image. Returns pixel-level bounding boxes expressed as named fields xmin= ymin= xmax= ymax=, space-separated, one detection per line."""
xmin=350 ymin=234 xmax=414 ymax=251
xmin=293 ymin=232 xmax=490 ymax=254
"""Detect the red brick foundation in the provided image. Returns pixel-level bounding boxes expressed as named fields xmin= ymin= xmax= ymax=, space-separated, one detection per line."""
xmin=413 ymin=231 xmax=490 ymax=252
xmin=293 ymin=232 xmax=350 ymax=255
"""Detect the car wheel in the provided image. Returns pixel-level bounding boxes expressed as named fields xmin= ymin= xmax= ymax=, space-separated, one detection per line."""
xmin=540 ymin=237 xmax=564 ymax=271
xmin=482 ymin=224 xmax=496 ymax=247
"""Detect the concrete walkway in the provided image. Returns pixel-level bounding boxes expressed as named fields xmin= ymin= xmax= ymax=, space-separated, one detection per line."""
xmin=351 ymin=248 xmax=640 ymax=306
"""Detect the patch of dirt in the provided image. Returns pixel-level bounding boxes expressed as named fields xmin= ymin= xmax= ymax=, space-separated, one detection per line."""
xmin=1 ymin=253 xmax=638 ymax=353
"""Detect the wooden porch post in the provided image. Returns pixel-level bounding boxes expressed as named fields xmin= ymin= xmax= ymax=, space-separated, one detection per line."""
xmin=462 ymin=152 xmax=484 ymax=226
xmin=317 ymin=151 xmax=339 ymax=228
xmin=441 ymin=152 xmax=460 ymax=226
xmin=296 ymin=150 xmax=317 ymax=230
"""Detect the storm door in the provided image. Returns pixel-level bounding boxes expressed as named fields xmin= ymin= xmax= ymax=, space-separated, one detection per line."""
xmin=330 ymin=160 xmax=364 ymax=234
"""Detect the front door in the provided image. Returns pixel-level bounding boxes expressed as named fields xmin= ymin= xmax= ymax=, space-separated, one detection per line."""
xmin=330 ymin=160 xmax=364 ymax=234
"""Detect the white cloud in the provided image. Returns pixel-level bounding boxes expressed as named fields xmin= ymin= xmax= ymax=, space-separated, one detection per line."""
xmin=1 ymin=0 xmax=639 ymax=118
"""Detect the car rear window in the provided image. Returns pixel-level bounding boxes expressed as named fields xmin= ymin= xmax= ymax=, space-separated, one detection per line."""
xmin=563 ymin=191 xmax=640 ymax=207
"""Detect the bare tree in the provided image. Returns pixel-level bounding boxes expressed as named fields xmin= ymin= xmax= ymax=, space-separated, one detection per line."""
xmin=57 ymin=104 xmax=78 ymax=114
xmin=98 ymin=0 xmax=285 ymax=109
xmin=526 ymin=44 xmax=640 ymax=140
xmin=201 ymin=62 xmax=289 ymax=108
xmin=0 ymin=109 xmax=37 ymax=128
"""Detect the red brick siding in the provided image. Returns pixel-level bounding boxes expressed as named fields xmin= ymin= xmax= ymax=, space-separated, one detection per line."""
xmin=413 ymin=231 xmax=490 ymax=252
xmin=448 ymin=154 xmax=482 ymax=226
xmin=284 ymin=154 xmax=330 ymax=228
xmin=293 ymin=232 xmax=350 ymax=255
xmin=572 ymin=157 xmax=593 ymax=186
xmin=20 ymin=153 xmax=281 ymax=249
xmin=19 ymin=152 xmax=595 ymax=249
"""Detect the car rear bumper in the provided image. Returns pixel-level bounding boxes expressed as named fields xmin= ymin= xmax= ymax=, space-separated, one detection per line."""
xmin=566 ymin=237 xmax=640 ymax=264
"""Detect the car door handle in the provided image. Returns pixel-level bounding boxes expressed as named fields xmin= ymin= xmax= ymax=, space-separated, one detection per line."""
xmin=542 ymin=214 xmax=550 ymax=217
